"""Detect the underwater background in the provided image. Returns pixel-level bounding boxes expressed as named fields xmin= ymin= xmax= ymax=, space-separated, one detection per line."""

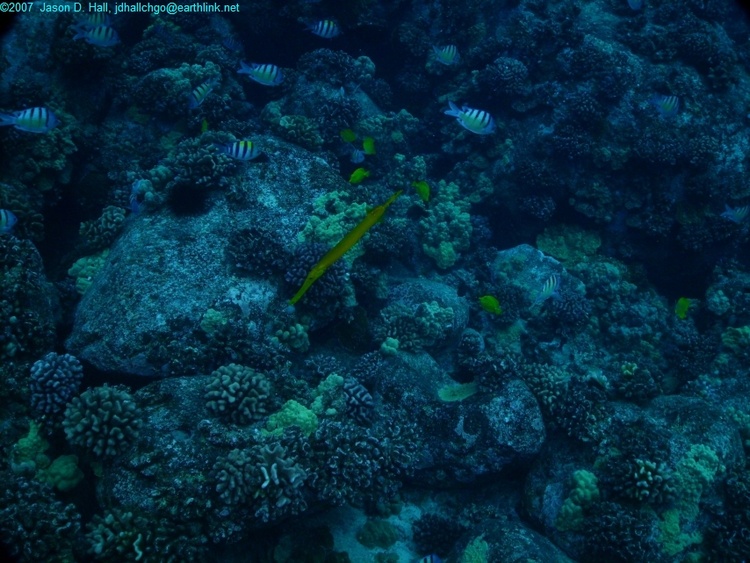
xmin=2 ymin=0 xmax=750 ymax=561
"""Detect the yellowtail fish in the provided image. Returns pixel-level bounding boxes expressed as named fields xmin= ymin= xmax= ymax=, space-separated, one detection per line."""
xmin=0 ymin=107 xmax=58 ymax=133
xmin=433 ymin=44 xmax=459 ymax=66
xmin=533 ymin=273 xmax=560 ymax=305
xmin=340 ymin=128 xmax=357 ymax=143
xmin=238 ymin=62 xmax=284 ymax=86
xmin=188 ymin=78 xmax=219 ymax=109
xmin=411 ymin=180 xmax=430 ymax=202
xmin=674 ymin=297 xmax=691 ymax=320
xmin=721 ymin=204 xmax=750 ymax=224
xmin=214 ymin=140 xmax=262 ymax=161
xmin=479 ymin=295 xmax=502 ymax=314
xmin=289 ymin=191 xmax=402 ymax=305
xmin=362 ymin=136 xmax=376 ymax=155
xmin=201 ymin=119 xmax=209 ymax=133
xmin=651 ymin=94 xmax=679 ymax=117
xmin=72 ymin=24 xmax=120 ymax=47
xmin=349 ymin=168 xmax=370 ymax=184
xmin=307 ymin=19 xmax=341 ymax=39
xmin=444 ymin=101 xmax=495 ymax=135
xmin=0 ymin=209 xmax=18 ymax=234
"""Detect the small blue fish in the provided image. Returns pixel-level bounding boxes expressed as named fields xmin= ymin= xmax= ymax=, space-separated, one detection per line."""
xmin=222 ymin=36 xmax=243 ymax=53
xmin=627 ymin=0 xmax=643 ymax=10
xmin=417 ymin=556 xmax=443 ymax=563
xmin=215 ymin=140 xmax=262 ymax=161
xmin=0 ymin=209 xmax=17 ymax=234
xmin=533 ymin=273 xmax=560 ymax=305
xmin=307 ymin=20 xmax=341 ymax=39
xmin=444 ymin=101 xmax=495 ymax=135
xmin=73 ymin=24 xmax=120 ymax=47
xmin=188 ymin=78 xmax=219 ymax=109
xmin=0 ymin=107 xmax=58 ymax=133
xmin=721 ymin=204 xmax=750 ymax=224
xmin=433 ymin=44 xmax=459 ymax=66
xmin=129 ymin=180 xmax=149 ymax=214
xmin=651 ymin=94 xmax=679 ymax=117
xmin=350 ymin=147 xmax=365 ymax=163
xmin=238 ymin=62 xmax=284 ymax=86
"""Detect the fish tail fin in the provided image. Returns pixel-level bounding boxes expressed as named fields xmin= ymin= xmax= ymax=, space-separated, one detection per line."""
xmin=444 ymin=101 xmax=460 ymax=117
xmin=0 ymin=113 xmax=16 ymax=127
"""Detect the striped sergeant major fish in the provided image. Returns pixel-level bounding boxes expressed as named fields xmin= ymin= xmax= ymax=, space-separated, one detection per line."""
xmin=532 ymin=273 xmax=560 ymax=306
xmin=721 ymin=204 xmax=750 ymax=224
xmin=0 ymin=107 xmax=58 ymax=133
xmin=444 ymin=101 xmax=495 ymax=135
xmin=651 ymin=94 xmax=679 ymax=117
xmin=214 ymin=140 xmax=262 ymax=161
xmin=72 ymin=24 xmax=120 ymax=47
xmin=222 ymin=36 xmax=243 ymax=54
xmin=307 ymin=19 xmax=341 ymax=39
xmin=0 ymin=209 xmax=17 ymax=234
xmin=237 ymin=62 xmax=284 ymax=86
xmin=433 ymin=44 xmax=459 ymax=66
xmin=188 ymin=77 xmax=219 ymax=109
xmin=75 ymin=13 xmax=111 ymax=28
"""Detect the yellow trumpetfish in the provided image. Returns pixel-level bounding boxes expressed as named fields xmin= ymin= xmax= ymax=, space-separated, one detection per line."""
xmin=289 ymin=190 xmax=403 ymax=305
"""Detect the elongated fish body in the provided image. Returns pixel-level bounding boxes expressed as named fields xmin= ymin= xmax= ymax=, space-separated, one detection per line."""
xmin=238 ymin=62 xmax=284 ymax=86
xmin=289 ymin=191 xmax=402 ymax=305
xmin=215 ymin=140 xmax=262 ymax=161
xmin=308 ymin=20 xmax=341 ymax=39
xmin=444 ymin=101 xmax=495 ymax=134
xmin=0 ymin=107 xmax=58 ymax=133
xmin=73 ymin=24 xmax=120 ymax=47
xmin=189 ymin=78 xmax=219 ymax=109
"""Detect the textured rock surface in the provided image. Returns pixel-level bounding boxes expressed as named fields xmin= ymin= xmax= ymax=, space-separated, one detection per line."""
xmin=66 ymin=142 xmax=336 ymax=376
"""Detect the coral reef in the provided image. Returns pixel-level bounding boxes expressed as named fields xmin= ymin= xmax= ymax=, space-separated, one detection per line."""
xmin=63 ymin=385 xmax=142 ymax=458
xmin=204 ymin=363 xmax=272 ymax=425
xmin=29 ymin=352 xmax=83 ymax=417
xmin=4 ymin=0 xmax=750 ymax=560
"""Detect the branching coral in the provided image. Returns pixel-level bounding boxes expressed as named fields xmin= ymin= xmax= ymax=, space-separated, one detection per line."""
xmin=211 ymin=442 xmax=307 ymax=523
xmin=373 ymin=300 xmax=455 ymax=352
xmin=63 ymin=384 xmax=142 ymax=458
xmin=419 ymin=180 xmax=472 ymax=269
xmin=204 ymin=364 xmax=272 ymax=425
xmin=30 ymin=352 xmax=83 ymax=416
xmin=79 ymin=206 xmax=126 ymax=252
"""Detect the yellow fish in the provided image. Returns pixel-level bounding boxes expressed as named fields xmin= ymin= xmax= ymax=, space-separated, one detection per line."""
xmin=201 ymin=118 xmax=209 ymax=133
xmin=362 ymin=136 xmax=376 ymax=155
xmin=349 ymin=168 xmax=370 ymax=184
xmin=289 ymin=191 xmax=402 ymax=305
xmin=340 ymin=128 xmax=357 ymax=143
xmin=675 ymin=297 xmax=691 ymax=320
xmin=411 ymin=180 xmax=430 ymax=202
xmin=479 ymin=295 xmax=502 ymax=315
